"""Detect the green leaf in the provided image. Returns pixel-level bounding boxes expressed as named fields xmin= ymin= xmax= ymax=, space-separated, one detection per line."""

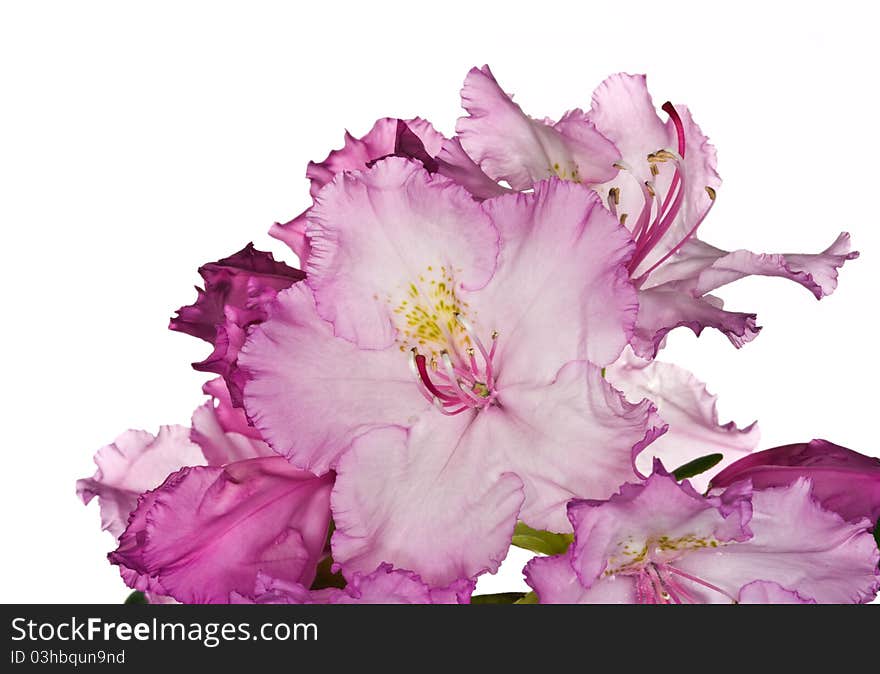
xmin=672 ymin=453 xmax=723 ymax=481
xmin=124 ymin=591 xmax=148 ymax=605
xmin=470 ymin=592 xmax=527 ymax=604
xmin=514 ymin=591 xmax=539 ymax=604
xmin=511 ymin=522 xmax=573 ymax=556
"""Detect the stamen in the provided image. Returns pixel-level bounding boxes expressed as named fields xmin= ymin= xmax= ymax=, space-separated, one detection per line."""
xmin=664 ymin=564 xmax=739 ymax=604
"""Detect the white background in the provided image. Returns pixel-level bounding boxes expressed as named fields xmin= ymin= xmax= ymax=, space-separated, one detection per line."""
xmin=1 ymin=1 xmax=877 ymax=603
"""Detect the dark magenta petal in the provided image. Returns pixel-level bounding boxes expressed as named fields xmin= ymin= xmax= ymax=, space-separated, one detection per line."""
xmin=710 ymin=439 xmax=880 ymax=523
xmin=170 ymin=244 xmax=304 ymax=403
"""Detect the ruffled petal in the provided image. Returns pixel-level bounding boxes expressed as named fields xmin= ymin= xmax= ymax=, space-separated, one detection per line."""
xmin=677 ymin=479 xmax=880 ymax=604
xmin=190 ymin=378 xmax=275 ymax=465
xmin=737 ymin=581 xmax=815 ymax=604
xmin=492 ymin=361 xmax=665 ymax=532
xmin=306 ymin=118 xmax=444 ymax=198
xmin=644 ymin=234 xmax=859 ymax=298
xmin=169 ymin=244 xmax=305 ymax=403
xmin=632 ymin=287 xmax=760 ymax=359
xmin=525 ymin=554 xmax=638 ymax=604
xmin=606 ymin=347 xmax=759 ymax=487
xmin=710 ymin=439 xmax=880 ymax=523
xmin=234 ymin=565 xmax=474 ymax=604
xmin=456 ymin=66 xmax=619 ymax=190
xmin=567 ymin=470 xmax=751 ymax=589
xmin=587 ymin=74 xmax=720 ymax=276
xmin=435 ymin=137 xmax=511 ymax=200
xmin=110 ymin=458 xmax=333 ymax=604
xmin=77 ymin=425 xmax=206 ymax=539
xmin=239 ymin=284 xmax=428 ymax=474
xmin=271 ymin=118 xmax=445 ymax=263
xmin=331 ymin=418 xmax=525 ymax=586
xmin=472 ymin=179 xmax=637 ymax=378
xmin=305 ymin=157 xmax=500 ymax=349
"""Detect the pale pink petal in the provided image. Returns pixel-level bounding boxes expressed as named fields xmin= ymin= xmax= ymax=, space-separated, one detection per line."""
xmin=631 ymin=287 xmax=760 ymax=359
xmin=270 ymin=212 xmax=311 ymax=263
xmin=239 ymin=284 xmax=429 ymax=474
xmin=169 ymin=244 xmax=305 ymax=404
xmin=737 ymin=581 xmax=816 ymax=604
xmin=567 ymin=471 xmax=751 ymax=589
xmin=305 ymin=157 xmax=499 ymax=349
xmin=645 ymin=234 xmax=859 ymax=298
xmin=305 ymin=117 xmax=444 ymax=198
xmin=471 ymin=179 xmax=637 ymax=377
xmin=492 ymin=361 xmax=665 ymax=533
xmin=333 ymin=565 xmax=474 ymax=604
xmin=110 ymin=457 xmax=333 ymax=604
xmin=77 ymin=425 xmax=206 ymax=539
xmin=435 ymin=137 xmax=511 ymax=200
xmin=525 ymin=554 xmax=638 ymax=604
xmin=331 ymin=419 xmax=525 ymax=586
xmin=235 ymin=565 xmax=474 ymax=604
xmin=606 ymin=347 xmax=759 ymax=488
xmin=190 ymin=378 xmax=275 ymax=465
xmin=678 ymin=479 xmax=880 ymax=604
xmin=456 ymin=66 xmax=619 ymax=190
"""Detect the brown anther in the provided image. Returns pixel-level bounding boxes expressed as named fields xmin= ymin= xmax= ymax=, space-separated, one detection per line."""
xmin=608 ymin=187 xmax=620 ymax=206
xmin=619 ymin=213 xmax=628 ymax=226
xmin=705 ymin=186 xmax=716 ymax=201
xmin=645 ymin=181 xmax=656 ymax=198
xmin=650 ymin=164 xmax=660 ymax=176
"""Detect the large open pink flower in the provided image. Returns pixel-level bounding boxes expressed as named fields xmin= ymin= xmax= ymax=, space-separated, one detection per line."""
xmin=240 ymin=158 xmax=663 ymax=585
xmin=525 ymin=467 xmax=879 ymax=604
xmin=452 ymin=67 xmax=857 ymax=357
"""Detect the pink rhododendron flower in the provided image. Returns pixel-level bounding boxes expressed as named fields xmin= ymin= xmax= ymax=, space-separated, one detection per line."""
xmin=232 ymin=564 xmax=474 ymax=605
xmin=170 ymin=243 xmax=305 ymax=404
xmin=240 ymin=157 xmax=664 ymax=585
xmin=606 ymin=346 xmax=759 ymax=488
xmin=452 ymin=67 xmax=857 ymax=357
xmin=710 ymin=439 xmax=880 ymax=524
xmin=110 ymin=457 xmax=334 ymax=604
xmin=525 ymin=467 xmax=879 ymax=604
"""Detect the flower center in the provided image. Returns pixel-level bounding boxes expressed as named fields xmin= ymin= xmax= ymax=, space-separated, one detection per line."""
xmin=408 ymin=313 xmax=499 ymax=416
xmin=606 ymin=102 xmax=718 ymax=283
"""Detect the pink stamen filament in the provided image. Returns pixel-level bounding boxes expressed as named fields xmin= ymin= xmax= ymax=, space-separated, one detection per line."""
xmin=409 ymin=321 xmax=500 ymax=415
xmin=664 ymin=564 xmax=739 ymax=604
xmin=622 ymin=100 xmax=718 ymax=280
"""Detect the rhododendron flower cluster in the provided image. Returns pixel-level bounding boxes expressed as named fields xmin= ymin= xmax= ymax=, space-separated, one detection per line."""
xmin=78 ymin=66 xmax=878 ymax=604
